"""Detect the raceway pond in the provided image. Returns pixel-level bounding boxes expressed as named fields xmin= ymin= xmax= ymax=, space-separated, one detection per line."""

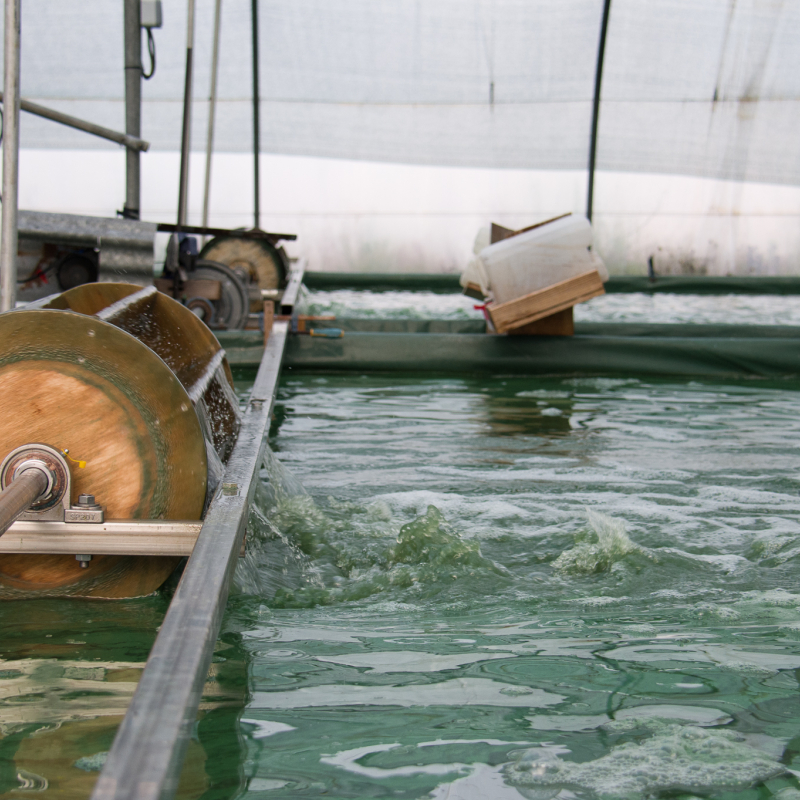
xmin=3 ymin=369 xmax=800 ymax=798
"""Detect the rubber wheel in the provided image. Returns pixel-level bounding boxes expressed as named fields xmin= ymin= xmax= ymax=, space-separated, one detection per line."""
xmin=56 ymin=254 xmax=98 ymax=290
xmin=191 ymin=260 xmax=249 ymax=330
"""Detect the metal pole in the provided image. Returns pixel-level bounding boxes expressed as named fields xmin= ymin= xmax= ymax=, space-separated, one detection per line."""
xmin=123 ymin=0 xmax=142 ymax=219
xmin=251 ymin=0 xmax=260 ymax=229
xmin=0 ymin=0 xmax=20 ymax=312
xmin=177 ymin=0 xmax=196 ymax=227
xmin=0 ymin=92 xmax=149 ymax=151
xmin=201 ymin=0 xmax=222 ymax=232
xmin=586 ymin=0 xmax=611 ymax=224
xmin=0 ymin=469 xmax=47 ymax=537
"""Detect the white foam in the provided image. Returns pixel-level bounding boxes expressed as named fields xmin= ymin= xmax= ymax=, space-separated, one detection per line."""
xmin=506 ymin=725 xmax=786 ymax=797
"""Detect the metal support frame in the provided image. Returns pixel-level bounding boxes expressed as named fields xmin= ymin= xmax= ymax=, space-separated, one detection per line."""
xmin=156 ymin=221 xmax=295 ymax=243
xmin=586 ymin=0 xmax=612 ymax=224
xmin=92 ymin=320 xmax=289 ymax=800
xmin=202 ymin=0 xmax=223 ymax=232
xmin=251 ymin=0 xmax=261 ymax=229
xmin=280 ymin=265 xmax=306 ymax=314
xmin=0 ymin=92 xmax=149 ymax=152
xmin=123 ymin=0 xmax=142 ymax=219
xmin=0 ymin=471 xmax=48 ymax=537
xmin=0 ymin=519 xmax=203 ymax=556
xmin=0 ymin=0 xmax=21 ymax=313
xmin=177 ymin=0 xmax=196 ymax=227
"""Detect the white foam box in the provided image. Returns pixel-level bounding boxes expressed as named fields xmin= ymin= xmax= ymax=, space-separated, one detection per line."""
xmin=476 ymin=215 xmax=607 ymax=305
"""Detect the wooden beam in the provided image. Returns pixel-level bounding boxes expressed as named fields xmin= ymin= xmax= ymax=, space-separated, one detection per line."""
xmin=489 ymin=213 xmax=572 ymax=245
xmin=508 ymin=307 xmax=574 ymax=336
xmin=488 ymin=269 xmax=605 ymax=333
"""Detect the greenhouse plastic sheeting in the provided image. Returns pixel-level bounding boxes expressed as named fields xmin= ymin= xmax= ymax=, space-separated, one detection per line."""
xmin=7 ymin=0 xmax=800 ymax=186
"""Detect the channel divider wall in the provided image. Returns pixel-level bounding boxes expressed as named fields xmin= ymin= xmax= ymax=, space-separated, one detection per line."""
xmin=91 ymin=320 xmax=289 ymax=800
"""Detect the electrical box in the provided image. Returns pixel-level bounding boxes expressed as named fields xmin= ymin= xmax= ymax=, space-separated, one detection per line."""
xmin=140 ymin=0 xmax=162 ymax=29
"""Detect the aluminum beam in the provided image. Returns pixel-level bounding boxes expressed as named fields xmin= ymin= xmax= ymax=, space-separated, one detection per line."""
xmin=0 ymin=92 xmax=149 ymax=152
xmin=0 ymin=519 xmax=203 ymax=556
xmin=279 ymin=265 xmax=305 ymax=314
xmin=91 ymin=320 xmax=288 ymax=800
xmin=0 ymin=0 xmax=20 ymax=312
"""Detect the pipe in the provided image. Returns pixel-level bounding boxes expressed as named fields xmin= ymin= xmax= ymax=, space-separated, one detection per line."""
xmin=586 ymin=0 xmax=612 ymax=224
xmin=177 ymin=0 xmax=196 ymax=227
xmin=123 ymin=0 xmax=143 ymax=219
xmin=251 ymin=0 xmax=260 ymax=229
xmin=0 ymin=93 xmax=150 ymax=152
xmin=0 ymin=468 xmax=47 ymax=537
xmin=0 ymin=0 xmax=20 ymax=313
xmin=201 ymin=0 xmax=223 ymax=235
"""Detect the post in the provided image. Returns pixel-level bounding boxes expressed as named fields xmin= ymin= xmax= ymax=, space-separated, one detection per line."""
xmin=0 ymin=0 xmax=20 ymax=313
xmin=586 ymin=0 xmax=612 ymax=224
xmin=202 ymin=0 xmax=223 ymax=232
xmin=251 ymin=0 xmax=260 ymax=230
xmin=123 ymin=0 xmax=142 ymax=220
xmin=177 ymin=0 xmax=196 ymax=227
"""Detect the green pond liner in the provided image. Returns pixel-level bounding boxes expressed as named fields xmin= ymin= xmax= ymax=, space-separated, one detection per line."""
xmin=217 ymin=322 xmax=800 ymax=378
xmin=303 ymin=271 xmax=800 ymax=295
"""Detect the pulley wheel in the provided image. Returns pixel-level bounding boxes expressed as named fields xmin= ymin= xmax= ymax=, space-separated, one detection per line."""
xmin=191 ymin=260 xmax=249 ymax=330
xmin=199 ymin=235 xmax=289 ymax=311
xmin=0 ymin=310 xmax=207 ymax=598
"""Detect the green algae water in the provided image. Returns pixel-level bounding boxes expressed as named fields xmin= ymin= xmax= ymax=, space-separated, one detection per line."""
xmin=3 ymin=373 xmax=800 ymax=799
xmin=226 ymin=373 xmax=800 ymax=800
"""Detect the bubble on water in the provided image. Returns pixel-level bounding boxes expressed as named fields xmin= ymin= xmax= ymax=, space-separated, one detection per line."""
xmin=505 ymin=725 xmax=785 ymax=799
xmin=552 ymin=510 xmax=645 ymax=575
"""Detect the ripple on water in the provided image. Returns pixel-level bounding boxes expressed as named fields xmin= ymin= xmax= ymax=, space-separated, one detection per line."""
xmin=225 ymin=374 xmax=800 ymax=799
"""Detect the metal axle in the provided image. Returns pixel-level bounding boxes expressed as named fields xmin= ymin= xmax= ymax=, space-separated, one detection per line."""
xmin=0 ymin=467 xmax=49 ymax=536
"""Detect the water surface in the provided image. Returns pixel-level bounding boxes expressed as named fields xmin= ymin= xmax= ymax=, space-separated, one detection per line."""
xmin=302 ymin=289 xmax=800 ymax=326
xmin=223 ymin=373 xmax=800 ymax=799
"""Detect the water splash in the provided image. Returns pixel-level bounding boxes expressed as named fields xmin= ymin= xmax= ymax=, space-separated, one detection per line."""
xmin=552 ymin=510 xmax=644 ymax=575
xmin=505 ymin=725 xmax=786 ymax=799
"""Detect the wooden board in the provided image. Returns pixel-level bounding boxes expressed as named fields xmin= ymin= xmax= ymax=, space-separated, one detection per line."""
xmin=490 ymin=213 xmax=572 ymax=245
xmin=487 ymin=269 xmax=605 ymax=334
xmin=508 ymin=307 xmax=574 ymax=336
